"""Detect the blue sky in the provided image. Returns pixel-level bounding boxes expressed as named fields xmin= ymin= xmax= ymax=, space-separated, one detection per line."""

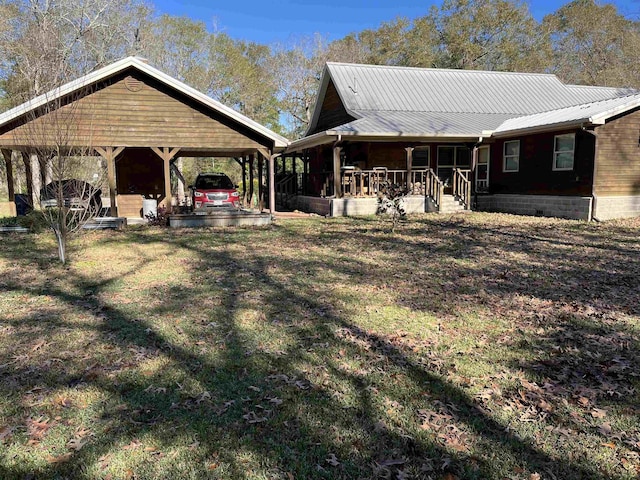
xmin=154 ymin=0 xmax=639 ymax=44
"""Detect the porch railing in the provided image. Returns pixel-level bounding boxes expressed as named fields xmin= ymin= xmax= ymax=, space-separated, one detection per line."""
xmin=297 ymin=169 xmax=449 ymax=205
xmin=452 ymin=168 xmax=471 ymax=210
xmin=425 ymin=168 xmax=444 ymax=209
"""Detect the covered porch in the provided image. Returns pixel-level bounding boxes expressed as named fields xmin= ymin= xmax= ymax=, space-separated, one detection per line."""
xmin=278 ymin=137 xmax=488 ymax=215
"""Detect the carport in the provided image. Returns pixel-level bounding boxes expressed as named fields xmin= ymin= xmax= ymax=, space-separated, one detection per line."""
xmin=0 ymin=56 xmax=289 ymax=218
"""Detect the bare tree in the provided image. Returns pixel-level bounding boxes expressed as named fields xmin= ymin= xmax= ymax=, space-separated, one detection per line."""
xmin=17 ymin=85 xmax=105 ymax=264
xmin=0 ymin=0 xmax=150 ymax=103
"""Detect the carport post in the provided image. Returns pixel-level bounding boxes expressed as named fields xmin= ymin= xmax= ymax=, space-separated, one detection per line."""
xmin=95 ymin=146 xmax=124 ymax=217
xmin=267 ymin=151 xmax=277 ymax=214
xmin=249 ymin=154 xmax=255 ymax=208
xmin=1 ymin=149 xmax=16 ymax=216
xmin=150 ymin=147 xmax=181 ymax=214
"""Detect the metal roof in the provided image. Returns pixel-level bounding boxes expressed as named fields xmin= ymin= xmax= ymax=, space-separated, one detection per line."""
xmin=493 ymin=93 xmax=640 ymax=136
xmin=330 ymin=111 xmax=514 ymax=137
xmin=0 ymin=56 xmax=289 ymax=149
xmin=325 ymin=63 xmax=633 ymax=116
xmin=293 ymin=62 xmax=639 ymax=149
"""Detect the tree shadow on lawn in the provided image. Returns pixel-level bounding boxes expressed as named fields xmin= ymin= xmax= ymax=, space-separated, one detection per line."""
xmin=0 ymin=219 xmax=638 ymax=479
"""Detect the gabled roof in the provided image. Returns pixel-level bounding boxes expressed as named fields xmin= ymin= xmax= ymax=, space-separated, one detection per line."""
xmin=493 ymin=93 xmax=640 ymax=137
xmin=0 ymin=56 xmax=289 ymax=149
xmin=297 ymin=62 xmax=637 ymax=148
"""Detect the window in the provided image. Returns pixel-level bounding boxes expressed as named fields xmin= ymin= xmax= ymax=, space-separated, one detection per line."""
xmin=475 ymin=145 xmax=490 ymax=191
xmin=553 ymin=133 xmax=575 ymax=171
xmin=503 ymin=140 xmax=520 ymax=172
xmin=413 ymin=148 xmax=430 ymax=168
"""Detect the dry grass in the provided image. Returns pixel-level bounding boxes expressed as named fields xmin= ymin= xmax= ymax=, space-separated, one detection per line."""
xmin=0 ymin=213 xmax=639 ymax=479
xmin=0 ymin=201 xmax=11 ymax=217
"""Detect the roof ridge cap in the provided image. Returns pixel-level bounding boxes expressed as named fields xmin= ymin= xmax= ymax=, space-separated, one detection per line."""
xmin=327 ymin=62 xmax=558 ymax=78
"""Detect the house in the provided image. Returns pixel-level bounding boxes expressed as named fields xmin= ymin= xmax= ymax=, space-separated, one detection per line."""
xmin=281 ymin=63 xmax=640 ymax=220
xmin=0 ymin=57 xmax=289 ymax=218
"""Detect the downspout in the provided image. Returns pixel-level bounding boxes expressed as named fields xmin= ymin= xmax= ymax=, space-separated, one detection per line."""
xmin=331 ymin=135 xmax=342 ymax=216
xmin=582 ymin=127 xmax=600 ymax=222
xmin=472 ymin=136 xmax=483 ymax=210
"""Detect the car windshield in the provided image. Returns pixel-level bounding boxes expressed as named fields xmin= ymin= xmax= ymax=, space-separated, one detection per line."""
xmin=195 ymin=175 xmax=234 ymax=190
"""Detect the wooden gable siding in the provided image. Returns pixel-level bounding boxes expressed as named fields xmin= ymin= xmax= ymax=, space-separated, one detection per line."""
xmin=594 ymin=108 xmax=640 ymax=196
xmin=0 ymin=70 xmax=269 ymax=151
xmin=310 ymin=79 xmax=355 ymax=135
xmin=488 ymin=129 xmax=595 ymax=196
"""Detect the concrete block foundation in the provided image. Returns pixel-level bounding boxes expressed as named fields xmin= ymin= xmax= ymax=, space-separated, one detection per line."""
xmin=475 ymin=194 xmax=593 ymax=220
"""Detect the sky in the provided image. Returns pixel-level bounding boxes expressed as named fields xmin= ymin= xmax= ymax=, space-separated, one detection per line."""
xmin=153 ymin=0 xmax=639 ymax=44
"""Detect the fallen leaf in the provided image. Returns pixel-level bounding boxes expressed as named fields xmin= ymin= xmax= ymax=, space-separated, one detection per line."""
xmin=67 ymin=437 xmax=88 ymax=451
xmin=54 ymin=396 xmax=73 ymax=408
xmin=602 ymin=442 xmax=616 ymax=449
xmin=591 ymin=408 xmax=607 ymax=418
xmin=377 ymin=458 xmax=406 ymax=467
xmin=242 ymin=411 xmax=267 ymax=424
xmin=47 ymin=453 xmax=73 ymax=464
xmin=0 ymin=426 xmax=14 ymax=443
xmin=123 ymin=439 xmax=143 ymax=450
xmin=598 ymin=423 xmax=612 ymax=435
xmin=326 ymin=453 xmax=340 ymax=466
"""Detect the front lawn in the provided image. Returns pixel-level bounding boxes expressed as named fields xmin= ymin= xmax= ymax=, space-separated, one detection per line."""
xmin=0 ymin=213 xmax=639 ymax=479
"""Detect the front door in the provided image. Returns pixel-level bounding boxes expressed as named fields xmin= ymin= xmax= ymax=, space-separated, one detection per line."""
xmin=475 ymin=146 xmax=490 ymax=192
xmin=437 ymin=145 xmax=471 ymax=189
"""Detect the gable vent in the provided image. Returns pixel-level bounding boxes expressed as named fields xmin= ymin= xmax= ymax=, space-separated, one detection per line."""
xmin=124 ymin=76 xmax=143 ymax=92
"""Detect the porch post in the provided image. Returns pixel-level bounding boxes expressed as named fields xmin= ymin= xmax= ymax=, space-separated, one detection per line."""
xmin=268 ymin=152 xmax=276 ymax=214
xmin=257 ymin=154 xmax=264 ymax=210
xmin=1 ymin=149 xmax=16 ymax=216
xmin=249 ymin=154 xmax=255 ymax=209
xmin=303 ymin=150 xmax=309 ymax=194
xmin=405 ymin=147 xmax=414 ymax=192
xmin=333 ymin=145 xmax=342 ymax=198
xmin=95 ymin=146 xmax=125 ymax=217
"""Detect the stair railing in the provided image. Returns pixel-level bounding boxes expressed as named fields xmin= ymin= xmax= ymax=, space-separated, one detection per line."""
xmin=425 ymin=168 xmax=444 ymax=210
xmin=452 ymin=168 xmax=471 ymax=210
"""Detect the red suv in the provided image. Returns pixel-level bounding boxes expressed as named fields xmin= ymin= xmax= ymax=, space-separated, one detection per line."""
xmin=191 ymin=173 xmax=240 ymax=210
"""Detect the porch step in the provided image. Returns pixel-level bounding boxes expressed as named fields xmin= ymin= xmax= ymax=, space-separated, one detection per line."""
xmin=438 ymin=195 xmax=467 ymax=214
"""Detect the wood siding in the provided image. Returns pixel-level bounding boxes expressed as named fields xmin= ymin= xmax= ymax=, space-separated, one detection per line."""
xmin=310 ymin=80 xmax=355 ymax=135
xmin=594 ymin=108 xmax=640 ymax=196
xmin=0 ymin=69 xmax=271 ymax=151
xmin=488 ymin=129 xmax=595 ymax=196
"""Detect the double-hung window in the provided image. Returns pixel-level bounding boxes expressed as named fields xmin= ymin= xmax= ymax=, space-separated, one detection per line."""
xmin=553 ymin=133 xmax=575 ymax=171
xmin=503 ymin=140 xmax=520 ymax=172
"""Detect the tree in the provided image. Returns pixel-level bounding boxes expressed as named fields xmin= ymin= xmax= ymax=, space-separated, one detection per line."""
xmin=0 ymin=0 xmax=150 ymax=104
xmin=427 ymin=0 xmax=549 ymax=72
xmin=16 ymin=84 xmax=106 ymax=264
xmin=270 ymin=35 xmax=329 ymax=137
xmin=542 ymin=0 xmax=640 ymax=87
